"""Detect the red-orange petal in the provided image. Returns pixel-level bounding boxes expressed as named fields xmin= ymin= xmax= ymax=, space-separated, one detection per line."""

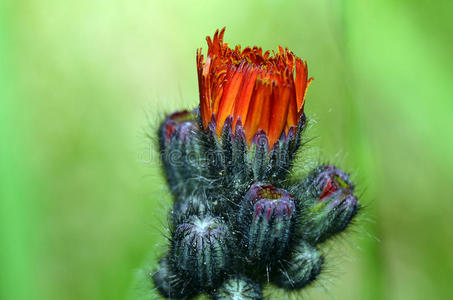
xmin=197 ymin=50 xmax=210 ymax=129
xmin=244 ymin=79 xmax=270 ymax=143
xmin=232 ymin=65 xmax=259 ymax=131
xmin=216 ymin=63 xmax=246 ymax=135
xmin=286 ymin=80 xmax=298 ymax=130
xmin=268 ymin=83 xmax=291 ymax=147
xmin=256 ymin=79 xmax=273 ymax=141
xmin=295 ymin=58 xmax=310 ymax=112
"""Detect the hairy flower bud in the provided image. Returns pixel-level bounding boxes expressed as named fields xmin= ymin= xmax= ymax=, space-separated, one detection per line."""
xmin=152 ymin=256 xmax=197 ymax=299
xmin=170 ymin=214 xmax=231 ymax=288
xmin=273 ymin=240 xmax=323 ymax=290
xmin=213 ymin=275 xmax=262 ymax=300
xmin=238 ymin=183 xmax=296 ymax=263
xmin=293 ymin=165 xmax=359 ymax=243
xmin=158 ymin=109 xmax=205 ymax=197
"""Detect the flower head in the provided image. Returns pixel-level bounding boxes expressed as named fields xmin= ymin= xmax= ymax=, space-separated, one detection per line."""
xmin=197 ymin=28 xmax=312 ymax=148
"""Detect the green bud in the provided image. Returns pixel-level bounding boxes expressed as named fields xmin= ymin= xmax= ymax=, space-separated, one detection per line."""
xmin=273 ymin=240 xmax=323 ymax=290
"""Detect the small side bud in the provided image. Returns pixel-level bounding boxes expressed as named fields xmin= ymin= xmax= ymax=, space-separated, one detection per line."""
xmin=152 ymin=256 xmax=197 ymax=299
xmin=273 ymin=240 xmax=323 ymax=290
xmin=294 ymin=165 xmax=359 ymax=243
xmin=158 ymin=109 xmax=205 ymax=197
xmin=238 ymin=183 xmax=296 ymax=263
xmin=170 ymin=214 xmax=231 ymax=288
xmin=213 ymin=275 xmax=263 ymax=300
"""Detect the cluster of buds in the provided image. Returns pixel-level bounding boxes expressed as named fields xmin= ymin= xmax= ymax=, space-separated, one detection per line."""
xmin=152 ymin=28 xmax=359 ymax=299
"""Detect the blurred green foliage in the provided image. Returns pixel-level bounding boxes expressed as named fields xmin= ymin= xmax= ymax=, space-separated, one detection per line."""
xmin=1 ymin=0 xmax=452 ymax=299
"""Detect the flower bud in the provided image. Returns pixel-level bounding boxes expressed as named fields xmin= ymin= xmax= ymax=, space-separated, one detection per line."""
xmin=294 ymin=165 xmax=359 ymax=243
xmin=152 ymin=256 xmax=197 ymax=299
xmin=158 ymin=109 xmax=205 ymax=197
xmin=170 ymin=214 xmax=231 ymax=288
xmin=273 ymin=240 xmax=323 ymax=290
xmin=198 ymin=28 xmax=311 ymax=151
xmin=196 ymin=28 xmax=312 ymax=190
xmin=238 ymin=183 xmax=296 ymax=263
xmin=213 ymin=275 xmax=262 ymax=300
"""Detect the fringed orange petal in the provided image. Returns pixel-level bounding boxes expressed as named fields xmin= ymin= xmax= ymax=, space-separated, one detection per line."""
xmin=256 ymin=79 xmax=273 ymax=141
xmin=285 ymin=79 xmax=298 ymax=131
xmin=211 ymin=64 xmax=227 ymax=118
xmin=244 ymin=79 xmax=270 ymax=143
xmin=295 ymin=58 xmax=312 ymax=112
xmin=197 ymin=50 xmax=210 ymax=129
xmin=197 ymin=28 xmax=312 ymax=147
xmin=268 ymin=83 xmax=291 ymax=147
xmin=216 ymin=63 xmax=246 ymax=135
xmin=232 ymin=65 xmax=259 ymax=132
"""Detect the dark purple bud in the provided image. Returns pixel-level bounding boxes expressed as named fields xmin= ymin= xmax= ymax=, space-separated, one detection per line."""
xmin=238 ymin=183 xmax=296 ymax=263
xmin=158 ymin=109 xmax=205 ymax=197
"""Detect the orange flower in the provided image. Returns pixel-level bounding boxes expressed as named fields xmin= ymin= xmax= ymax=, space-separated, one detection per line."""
xmin=197 ymin=28 xmax=312 ymax=148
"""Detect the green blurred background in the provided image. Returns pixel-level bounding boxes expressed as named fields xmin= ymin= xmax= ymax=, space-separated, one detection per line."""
xmin=1 ymin=0 xmax=452 ymax=299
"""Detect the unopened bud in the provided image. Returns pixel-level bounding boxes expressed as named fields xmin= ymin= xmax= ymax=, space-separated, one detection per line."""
xmin=152 ymin=256 xmax=197 ymax=299
xmin=170 ymin=214 xmax=231 ymax=288
xmin=158 ymin=109 xmax=204 ymax=197
xmin=294 ymin=165 xmax=359 ymax=243
xmin=273 ymin=240 xmax=323 ymax=290
xmin=238 ymin=183 xmax=296 ymax=263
